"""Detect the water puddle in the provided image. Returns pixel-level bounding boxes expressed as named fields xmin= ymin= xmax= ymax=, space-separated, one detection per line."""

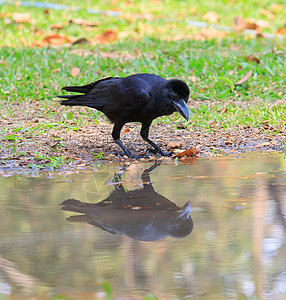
xmin=1 ymin=152 xmax=286 ymax=299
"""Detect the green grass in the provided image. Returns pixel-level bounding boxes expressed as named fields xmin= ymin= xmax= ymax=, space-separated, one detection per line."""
xmin=1 ymin=39 xmax=285 ymax=128
xmin=0 ymin=0 xmax=285 ymax=170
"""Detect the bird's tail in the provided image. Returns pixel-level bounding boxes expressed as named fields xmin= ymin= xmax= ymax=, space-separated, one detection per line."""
xmin=61 ymin=199 xmax=95 ymax=214
xmin=58 ymin=94 xmax=90 ymax=106
xmin=58 ymin=82 xmax=94 ymax=106
xmin=61 ymin=82 xmax=96 ymax=93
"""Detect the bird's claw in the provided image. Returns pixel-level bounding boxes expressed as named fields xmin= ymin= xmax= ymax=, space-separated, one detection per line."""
xmin=118 ymin=152 xmax=149 ymax=160
xmin=146 ymin=148 xmax=171 ymax=157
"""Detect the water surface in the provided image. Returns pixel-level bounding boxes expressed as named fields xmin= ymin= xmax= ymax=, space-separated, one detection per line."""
xmin=1 ymin=152 xmax=286 ymax=299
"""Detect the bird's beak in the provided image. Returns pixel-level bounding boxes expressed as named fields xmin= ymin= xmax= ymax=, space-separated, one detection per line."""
xmin=176 ymin=201 xmax=192 ymax=220
xmin=172 ymin=99 xmax=189 ymax=121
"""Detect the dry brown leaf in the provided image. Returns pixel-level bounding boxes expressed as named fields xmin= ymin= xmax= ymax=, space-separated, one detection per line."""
xmin=167 ymin=141 xmax=183 ymax=150
xmin=255 ymin=142 xmax=271 ymax=148
xmin=91 ymin=30 xmax=117 ymax=44
xmin=50 ymin=23 xmax=63 ymax=30
xmin=202 ymin=11 xmax=219 ymax=23
xmin=42 ymin=34 xmax=72 ymax=45
xmin=139 ymin=13 xmax=154 ymax=21
xmin=72 ymin=38 xmax=90 ymax=45
xmin=119 ymin=13 xmax=137 ymax=21
xmin=253 ymin=128 xmax=260 ymax=134
xmin=69 ymin=18 xmax=99 ymax=27
xmin=255 ymin=20 xmax=270 ymax=28
xmin=193 ymin=27 xmax=228 ymax=40
xmin=51 ymin=68 xmax=60 ymax=73
xmin=234 ymin=16 xmax=245 ymax=26
xmin=0 ymin=59 xmax=8 ymax=66
xmin=172 ymin=148 xmax=198 ymax=158
xmin=233 ymin=16 xmax=248 ymax=32
xmin=235 ymin=69 xmax=252 ymax=85
xmin=71 ymin=67 xmax=80 ymax=77
xmin=277 ymin=27 xmax=286 ymax=35
xmin=245 ymin=22 xmax=258 ymax=30
xmin=270 ymin=3 xmax=283 ymax=13
xmin=245 ymin=55 xmax=260 ymax=64
xmin=172 ymin=34 xmax=187 ymax=41
xmin=123 ymin=128 xmax=130 ymax=133
xmin=259 ymin=8 xmax=274 ymax=19
xmin=12 ymin=12 xmax=32 ymax=23
xmin=0 ymin=12 xmax=12 ymax=18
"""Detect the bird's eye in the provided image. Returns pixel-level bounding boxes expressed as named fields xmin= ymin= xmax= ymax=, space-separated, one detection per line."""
xmin=169 ymin=91 xmax=176 ymax=99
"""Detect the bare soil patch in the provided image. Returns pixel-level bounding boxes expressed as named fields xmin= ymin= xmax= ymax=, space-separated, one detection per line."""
xmin=1 ymin=101 xmax=285 ymax=175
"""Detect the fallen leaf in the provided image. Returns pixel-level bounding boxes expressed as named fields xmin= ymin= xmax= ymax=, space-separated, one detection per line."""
xmin=256 ymin=33 xmax=265 ymax=38
xmin=245 ymin=22 xmax=258 ymax=30
xmin=0 ymin=12 xmax=12 ymax=18
xmin=72 ymin=38 xmax=90 ymax=45
xmin=270 ymin=3 xmax=283 ymax=13
xmin=51 ymin=68 xmax=60 ymax=73
xmin=12 ymin=12 xmax=31 ymax=23
xmin=91 ymin=30 xmax=117 ymax=44
xmin=202 ymin=11 xmax=219 ymax=23
xmin=69 ymin=18 xmax=99 ymax=27
xmin=43 ymin=9 xmax=50 ymax=15
xmin=123 ymin=128 xmax=130 ymax=133
xmin=235 ymin=69 xmax=252 ymax=85
xmin=4 ymin=18 xmax=12 ymax=25
xmin=119 ymin=13 xmax=137 ymax=21
xmin=259 ymin=8 xmax=274 ymax=19
xmin=167 ymin=141 xmax=183 ymax=149
xmin=172 ymin=148 xmax=198 ymax=158
xmin=193 ymin=27 xmax=228 ymax=40
xmin=255 ymin=142 xmax=270 ymax=148
xmin=172 ymin=34 xmax=187 ymax=41
xmin=253 ymin=128 xmax=260 ymax=134
xmin=277 ymin=27 xmax=286 ymax=35
xmin=71 ymin=67 xmax=80 ymax=77
xmin=234 ymin=16 xmax=245 ymax=28
xmin=139 ymin=13 xmax=154 ymax=21
xmin=42 ymin=33 xmax=72 ymax=45
xmin=255 ymin=20 xmax=270 ymax=28
xmin=245 ymin=55 xmax=260 ymax=64
xmin=0 ymin=59 xmax=8 ymax=66
xmin=50 ymin=23 xmax=63 ymax=30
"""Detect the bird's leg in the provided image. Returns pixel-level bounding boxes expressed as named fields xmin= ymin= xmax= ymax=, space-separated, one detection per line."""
xmin=140 ymin=121 xmax=170 ymax=156
xmin=112 ymin=122 xmax=148 ymax=159
xmin=141 ymin=161 xmax=162 ymax=185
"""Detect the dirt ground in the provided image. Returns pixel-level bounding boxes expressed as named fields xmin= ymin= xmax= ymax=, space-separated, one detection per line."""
xmin=1 ymin=100 xmax=285 ymax=175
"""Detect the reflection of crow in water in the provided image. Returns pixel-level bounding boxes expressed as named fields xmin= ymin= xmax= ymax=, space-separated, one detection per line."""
xmin=61 ymin=163 xmax=193 ymax=241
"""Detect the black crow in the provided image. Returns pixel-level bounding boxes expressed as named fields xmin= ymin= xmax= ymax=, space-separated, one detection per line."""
xmin=58 ymin=73 xmax=190 ymax=159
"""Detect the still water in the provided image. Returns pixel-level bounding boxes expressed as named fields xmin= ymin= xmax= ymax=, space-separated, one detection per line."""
xmin=1 ymin=153 xmax=286 ymax=299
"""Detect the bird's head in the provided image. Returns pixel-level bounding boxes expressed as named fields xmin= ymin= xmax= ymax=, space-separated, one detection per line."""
xmin=166 ymin=79 xmax=190 ymax=121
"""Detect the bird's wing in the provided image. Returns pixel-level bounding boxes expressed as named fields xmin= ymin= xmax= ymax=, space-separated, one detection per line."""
xmin=62 ymin=77 xmax=119 ymax=93
xmin=119 ymin=76 xmax=152 ymax=106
